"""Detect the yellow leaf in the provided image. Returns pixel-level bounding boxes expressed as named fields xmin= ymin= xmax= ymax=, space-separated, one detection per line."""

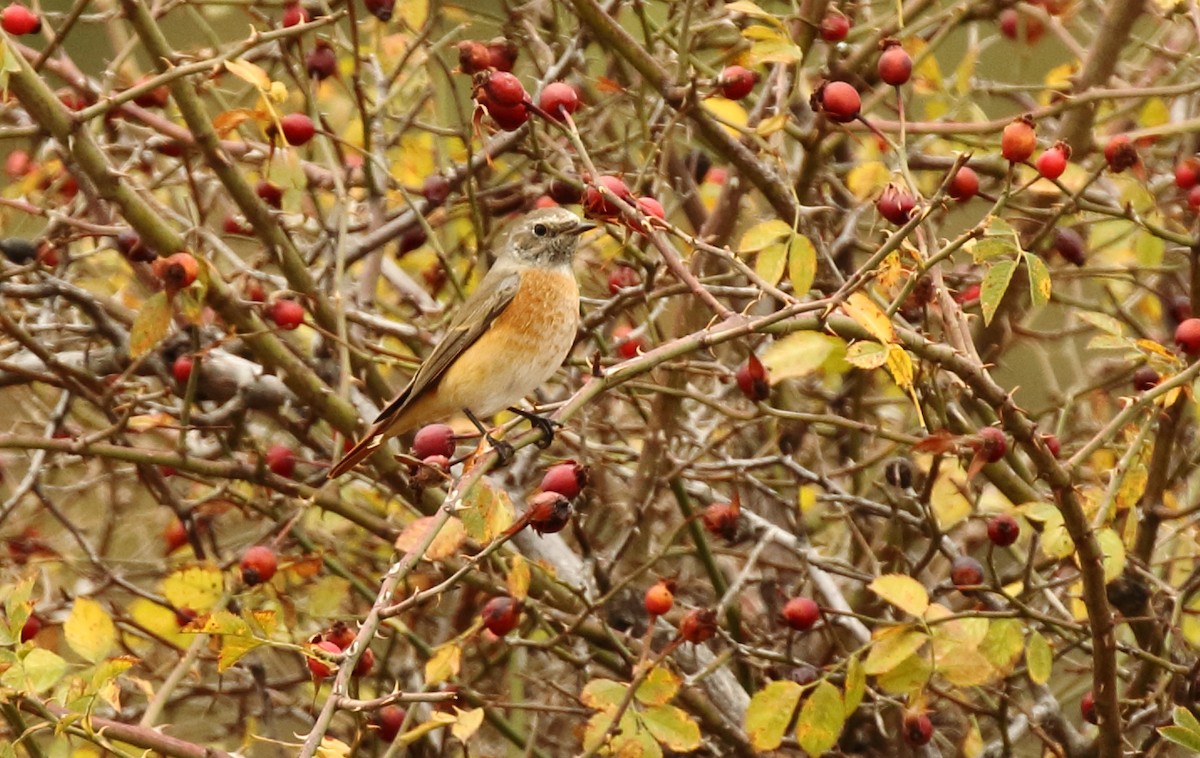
xmin=398 ymin=0 xmax=428 ymax=28
xmin=844 ymin=654 xmax=865 ymax=712
xmin=869 ymin=574 xmax=929 ymax=616
xmin=425 ymin=642 xmax=461 ymax=685
xmin=702 ymin=97 xmax=748 ymax=138
xmin=635 ymin=666 xmax=680 ymax=706
xmin=745 ymin=680 xmax=802 ymax=752
xmin=875 ymin=653 xmax=932 ymax=696
xmin=843 ymin=292 xmax=895 ymax=343
xmin=224 ymin=59 xmax=271 ymax=91
xmin=738 ymin=219 xmax=792 ymax=254
xmin=930 ymin=462 xmax=971 ymax=530
xmin=885 ymin=344 xmax=914 ymax=390
xmin=1041 ymin=63 xmax=1077 ymax=106
xmin=129 ymin=291 xmax=172 ymax=359
xmin=864 ymin=627 xmax=927 ymax=676
xmin=162 ymin=565 xmax=224 ymax=613
xmin=795 ymin=680 xmax=843 ymax=757
xmin=846 ymin=341 xmax=888 ymax=370
xmin=788 ymin=233 xmax=817 ymax=296
xmin=394 ymin=516 xmax=466 ymax=562
xmin=315 ymin=737 xmax=352 ymax=758
xmin=725 ymin=0 xmax=787 ymax=28
xmin=762 ymin=331 xmax=845 ymax=381
xmin=755 ymin=113 xmax=789 ymax=137
xmin=507 ymin=555 xmax=531 ymax=600
xmin=1094 ymin=528 xmax=1126 ymax=583
xmin=908 ymin=38 xmax=941 ymax=91
xmin=65 ymin=597 xmax=115 ymax=663
xmin=748 ymin=37 xmax=804 ymax=65
xmin=460 ymin=480 xmax=514 ymax=543
xmin=451 ymin=707 xmax=485 ymax=743
xmin=1025 ymin=631 xmax=1053 ymax=684
xmin=756 ymin=242 xmax=786 ymax=286
xmin=397 ymin=713 xmax=456 ymax=746
xmin=847 ymin=161 xmax=890 ymax=199
xmin=935 ymin=646 xmax=996 ymax=687
xmin=1140 ymin=97 xmax=1171 ymax=129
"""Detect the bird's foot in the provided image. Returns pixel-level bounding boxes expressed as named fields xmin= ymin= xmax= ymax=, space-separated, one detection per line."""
xmin=486 ymin=433 xmax=515 ymax=465
xmin=508 ymin=407 xmax=561 ymax=449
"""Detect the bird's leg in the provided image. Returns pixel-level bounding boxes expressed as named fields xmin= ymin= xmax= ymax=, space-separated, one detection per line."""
xmin=508 ymin=407 xmax=561 ymax=449
xmin=464 ymin=409 xmax=513 ymax=464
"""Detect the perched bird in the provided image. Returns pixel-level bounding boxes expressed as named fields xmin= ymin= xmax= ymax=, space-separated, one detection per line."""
xmin=328 ymin=207 xmax=594 ymax=478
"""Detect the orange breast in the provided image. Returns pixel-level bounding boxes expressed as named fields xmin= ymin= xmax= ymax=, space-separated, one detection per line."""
xmin=436 ymin=266 xmax=579 ymax=416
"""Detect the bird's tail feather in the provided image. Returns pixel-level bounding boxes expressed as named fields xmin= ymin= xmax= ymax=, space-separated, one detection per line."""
xmin=326 ymin=429 xmax=387 ymax=479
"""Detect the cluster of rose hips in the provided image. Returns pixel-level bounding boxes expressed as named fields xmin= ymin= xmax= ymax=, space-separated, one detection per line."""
xmin=458 ymin=40 xmax=580 ymax=132
xmin=306 ymin=619 xmax=376 ymax=679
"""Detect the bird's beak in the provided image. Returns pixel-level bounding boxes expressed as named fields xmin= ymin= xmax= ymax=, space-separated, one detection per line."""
xmin=571 ymin=219 xmax=598 ymax=235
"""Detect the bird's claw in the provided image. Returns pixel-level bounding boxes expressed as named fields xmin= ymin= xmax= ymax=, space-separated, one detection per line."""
xmin=508 ymin=407 xmax=560 ymax=448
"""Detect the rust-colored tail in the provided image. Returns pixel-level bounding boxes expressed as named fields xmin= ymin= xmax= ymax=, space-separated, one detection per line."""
xmin=326 ymin=429 xmax=386 ymax=479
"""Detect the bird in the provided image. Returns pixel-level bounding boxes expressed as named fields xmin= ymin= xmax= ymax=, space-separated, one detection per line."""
xmin=328 ymin=207 xmax=594 ymax=479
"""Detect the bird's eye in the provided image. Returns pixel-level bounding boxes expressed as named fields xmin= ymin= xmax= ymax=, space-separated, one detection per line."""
xmin=533 ymin=223 xmax=548 ymax=237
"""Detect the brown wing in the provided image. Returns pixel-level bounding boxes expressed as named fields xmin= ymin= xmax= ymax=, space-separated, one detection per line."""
xmin=371 ymin=266 xmax=521 ymax=429
xmin=327 ymin=268 xmax=520 ymax=479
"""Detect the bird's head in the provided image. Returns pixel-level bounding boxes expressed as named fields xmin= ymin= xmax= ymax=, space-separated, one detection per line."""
xmin=505 ymin=207 xmax=595 ymax=267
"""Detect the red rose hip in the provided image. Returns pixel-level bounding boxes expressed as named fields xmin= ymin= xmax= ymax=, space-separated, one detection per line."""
xmin=948 ymin=166 xmax=979 ymax=201
xmin=539 ymin=82 xmax=580 ymax=120
xmin=644 ymin=579 xmax=675 ymax=617
xmin=877 ymin=41 xmax=912 ymax=86
xmin=270 ymin=299 xmax=305 ymax=330
xmin=819 ymin=13 xmax=849 ymax=42
xmin=781 ymin=596 xmax=820 ymax=631
xmin=718 ymin=65 xmax=758 ymax=100
xmin=411 ymin=423 xmax=456 ymax=459
xmin=987 ymin=513 xmax=1020 ymax=547
xmin=816 ymin=80 xmax=860 ymax=123
xmin=1001 ymin=116 xmax=1037 ymax=163
xmin=240 ymin=545 xmax=278 ymax=586
xmin=1176 ymin=318 xmax=1200 ymax=355
xmin=539 ymin=461 xmax=588 ymax=499
xmin=1 ymin=5 xmax=41 ymax=35
xmin=481 ymin=596 xmax=521 ymax=636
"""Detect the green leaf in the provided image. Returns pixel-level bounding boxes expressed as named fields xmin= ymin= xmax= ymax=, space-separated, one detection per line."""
xmin=581 ymin=678 xmax=627 ymax=710
xmin=1 ymin=648 xmax=67 ymax=694
xmin=795 ymin=680 xmax=844 ymax=757
xmin=863 ymin=627 xmax=928 ymax=676
xmin=635 ymin=666 xmax=679 ymax=706
xmin=868 ymin=574 xmax=929 ymax=617
xmin=1026 ymin=631 xmax=1053 ymax=685
xmin=745 ymin=680 xmax=802 ymax=752
xmin=875 ymin=653 xmax=932 ymax=696
xmin=642 ymin=703 xmax=702 ymax=752
xmin=459 ymin=479 xmax=514 ymax=543
xmin=1160 ymin=726 xmax=1200 ymax=752
xmin=979 ymin=618 xmax=1024 ymax=676
xmin=980 ymin=258 xmax=1017 ymax=326
xmin=1174 ymin=705 xmax=1200 ymax=735
xmin=970 ymin=236 xmax=1018 ymax=263
xmin=787 ymin=233 xmax=817 ymax=297
xmin=1025 ymin=253 xmax=1051 ymax=307
xmin=129 ymin=291 xmax=172 ymax=359
xmin=843 ymin=654 xmax=865 ymax=714
xmin=1076 ymin=310 xmax=1125 ymax=336
xmin=1135 ymin=230 xmax=1164 ymax=267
